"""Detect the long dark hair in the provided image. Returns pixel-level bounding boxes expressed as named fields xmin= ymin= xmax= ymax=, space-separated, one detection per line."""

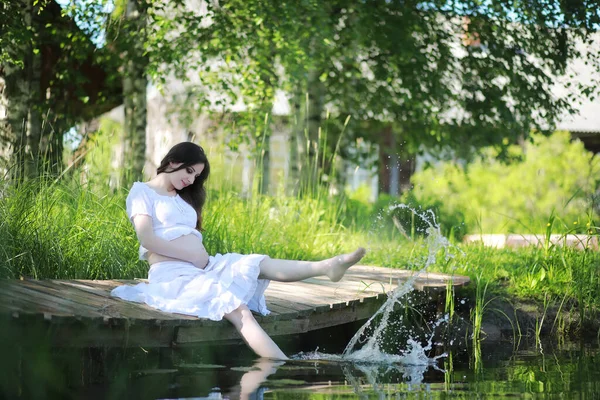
xmin=157 ymin=142 xmax=210 ymax=230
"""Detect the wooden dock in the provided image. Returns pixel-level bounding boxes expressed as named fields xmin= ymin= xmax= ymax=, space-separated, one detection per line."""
xmin=0 ymin=265 xmax=469 ymax=347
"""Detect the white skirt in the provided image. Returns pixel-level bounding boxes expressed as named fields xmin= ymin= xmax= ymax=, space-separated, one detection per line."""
xmin=111 ymin=253 xmax=270 ymax=321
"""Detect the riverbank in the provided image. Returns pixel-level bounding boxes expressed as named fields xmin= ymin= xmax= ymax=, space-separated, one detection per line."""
xmin=416 ymin=243 xmax=600 ymax=341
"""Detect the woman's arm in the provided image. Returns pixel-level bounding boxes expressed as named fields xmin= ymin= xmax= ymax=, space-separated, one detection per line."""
xmin=132 ymin=214 xmax=209 ymax=268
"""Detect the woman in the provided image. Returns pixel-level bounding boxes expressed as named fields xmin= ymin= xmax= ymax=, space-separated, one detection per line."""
xmin=111 ymin=142 xmax=366 ymax=359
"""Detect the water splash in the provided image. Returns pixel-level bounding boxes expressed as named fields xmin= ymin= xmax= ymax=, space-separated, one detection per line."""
xmin=290 ymin=204 xmax=462 ymax=389
xmin=341 ymin=204 xmax=461 ymax=366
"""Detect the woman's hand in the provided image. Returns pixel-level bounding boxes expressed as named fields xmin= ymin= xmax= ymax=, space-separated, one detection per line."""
xmin=133 ymin=214 xmax=209 ymax=268
xmin=147 ymin=251 xmax=209 ymax=269
xmin=145 ymin=234 xmax=210 ymax=269
xmin=133 ymin=215 xmax=209 ymax=267
xmin=172 ymin=234 xmax=209 ymax=269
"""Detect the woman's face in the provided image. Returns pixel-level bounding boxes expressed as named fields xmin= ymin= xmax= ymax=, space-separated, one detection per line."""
xmin=168 ymin=162 xmax=205 ymax=190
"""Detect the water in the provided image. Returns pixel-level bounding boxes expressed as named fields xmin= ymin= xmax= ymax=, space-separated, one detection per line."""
xmin=341 ymin=205 xmax=460 ymax=365
xmin=1 ymin=338 xmax=598 ymax=398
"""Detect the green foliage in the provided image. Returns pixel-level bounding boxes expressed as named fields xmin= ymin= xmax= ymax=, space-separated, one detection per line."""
xmin=1 ymin=0 xmax=121 ymax=178
xmin=83 ymin=117 xmax=125 ymax=189
xmin=203 ymin=192 xmax=347 ymax=261
xmin=144 ymin=0 xmax=600 ymax=159
xmin=443 ymin=243 xmax=600 ymax=332
xmin=0 ymin=1 xmax=41 ymax=67
xmin=339 ymin=186 xmax=465 ymax=242
xmin=409 ymin=132 xmax=600 ymax=234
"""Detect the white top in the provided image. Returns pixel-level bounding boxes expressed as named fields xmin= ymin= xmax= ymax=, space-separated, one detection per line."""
xmin=126 ymin=182 xmax=204 ymax=260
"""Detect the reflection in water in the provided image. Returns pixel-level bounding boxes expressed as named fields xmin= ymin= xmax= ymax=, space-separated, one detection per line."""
xmin=264 ymin=342 xmax=600 ymax=398
xmin=227 ymin=359 xmax=285 ymax=400
xmin=0 ymin=337 xmax=598 ymax=398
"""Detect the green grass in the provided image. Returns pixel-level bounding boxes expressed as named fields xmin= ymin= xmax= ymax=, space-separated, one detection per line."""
xmin=0 ymin=178 xmax=141 ymax=279
xmin=1 ymin=175 xmax=599 ymax=337
xmin=0 ymin=176 xmax=358 ymax=280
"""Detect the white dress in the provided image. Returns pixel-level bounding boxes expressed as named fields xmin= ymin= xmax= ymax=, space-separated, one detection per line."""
xmin=110 ymin=182 xmax=270 ymax=321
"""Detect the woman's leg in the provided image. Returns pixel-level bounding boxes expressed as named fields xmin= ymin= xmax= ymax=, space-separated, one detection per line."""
xmin=258 ymin=247 xmax=366 ymax=282
xmin=224 ymin=304 xmax=288 ymax=360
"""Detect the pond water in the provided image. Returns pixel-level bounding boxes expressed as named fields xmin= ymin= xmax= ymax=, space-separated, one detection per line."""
xmin=1 ymin=329 xmax=598 ymax=399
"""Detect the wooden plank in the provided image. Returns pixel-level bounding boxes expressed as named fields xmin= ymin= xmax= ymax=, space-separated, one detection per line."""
xmin=2 ymin=282 xmax=163 ymax=327
xmin=11 ymin=280 xmax=129 ymax=321
xmin=60 ymin=279 xmax=128 ymax=296
xmin=271 ymin=280 xmax=356 ymax=302
xmin=55 ymin=280 xmax=211 ymax=325
xmin=0 ymin=265 xmax=469 ymax=347
xmin=300 ymin=275 xmax=394 ymax=295
xmin=62 ymin=280 xmax=300 ymax=319
xmin=65 ymin=280 xmax=309 ymax=319
xmin=175 ymin=294 xmax=388 ymax=344
xmin=267 ymin=282 xmax=354 ymax=306
xmin=266 ymin=285 xmax=339 ymax=307
xmin=35 ymin=280 xmax=187 ymax=322
xmin=267 ymin=282 xmax=364 ymax=311
xmin=74 ymin=279 xmax=132 ymax=290
xmin=259 ymin=303 xmax=299 ymax=319
xmin=296 ymin=280 xmax=385 ymax=302
xmin=0 ymin=281 xmax=107 ymax=317
xmin=264 ymin=299 xmax=315 ymax=318
xmin=0 ymin=286 xmax=78 ymax=318
xmin=0 ymin=296 xmax=64 ymax=319
xmin=343 ymin=266 xmax=470 ymax=289
xmin=36 ymin=281 xmax=196 ymax=326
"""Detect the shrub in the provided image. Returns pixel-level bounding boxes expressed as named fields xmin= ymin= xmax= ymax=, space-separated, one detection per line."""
xmin=408 ymin=132 xmax=599 ymax=234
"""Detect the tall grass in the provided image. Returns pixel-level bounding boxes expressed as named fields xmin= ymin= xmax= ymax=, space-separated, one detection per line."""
xmin=1 ymin=125 xmax=599 ymax=338
xmin=0 ymin=178 xmax=141 ymax=279
xmin=0 ymin=177 xmax=357 ymax=279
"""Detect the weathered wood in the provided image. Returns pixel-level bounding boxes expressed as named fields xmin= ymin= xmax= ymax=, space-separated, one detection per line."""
xmin=0 ymin=266 xmax=469 ymax=347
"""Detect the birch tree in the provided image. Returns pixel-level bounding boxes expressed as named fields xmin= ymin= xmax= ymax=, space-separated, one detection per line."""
xmin=111 ymin=0 xmax=149 ymax=186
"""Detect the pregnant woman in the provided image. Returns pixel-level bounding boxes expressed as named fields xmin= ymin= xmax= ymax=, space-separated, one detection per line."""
xmin=111 ymin=142 xmax=366 ymax=360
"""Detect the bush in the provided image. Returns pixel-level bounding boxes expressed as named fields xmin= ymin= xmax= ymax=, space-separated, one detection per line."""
xmin=408 ymin=131 xmax=599 ymax=234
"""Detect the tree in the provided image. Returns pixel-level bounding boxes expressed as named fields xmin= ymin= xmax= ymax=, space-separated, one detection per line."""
xmin=110 ymin=0 xmax=149 ymax=186
xmin=290 ymin=1 xmax=600 ymax=194
xmin=145 ymin=0 xmax=599 ymax=196
xmin=0 ymin=0 xmax=121 ymax=180
xmin=8 ymin=0 xmax=596 ymax=193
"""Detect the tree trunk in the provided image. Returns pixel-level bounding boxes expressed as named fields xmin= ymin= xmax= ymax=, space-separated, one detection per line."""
xmin=398 ymin=150 xmax=415 ymax=194
xmin=120 ymin=0 xmax=148 ymax=187
xmin=0 ymin=76 xmax=9 ymax=176
xmin=378 ymin=125 xmax=392 ymax=195
xmin=38 ymin=114 xmax=65 ymax=175
xmin=389 ymin=140 xmax=400 ymax=197
xmin=256 ymin=110 xmax=272 ymax=195
xmin=378 ymin=125 xmax=415 ymax=196
xmin=1 ymin=0 xmax=43 ymax=181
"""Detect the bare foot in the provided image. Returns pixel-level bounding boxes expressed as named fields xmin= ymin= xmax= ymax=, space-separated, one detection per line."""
xmin=325 ymin=247 xmax=366 ymax=282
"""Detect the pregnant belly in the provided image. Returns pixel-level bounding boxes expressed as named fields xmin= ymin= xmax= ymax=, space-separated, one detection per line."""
xmin=147 ymin=234 xmax=205 ymax=265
